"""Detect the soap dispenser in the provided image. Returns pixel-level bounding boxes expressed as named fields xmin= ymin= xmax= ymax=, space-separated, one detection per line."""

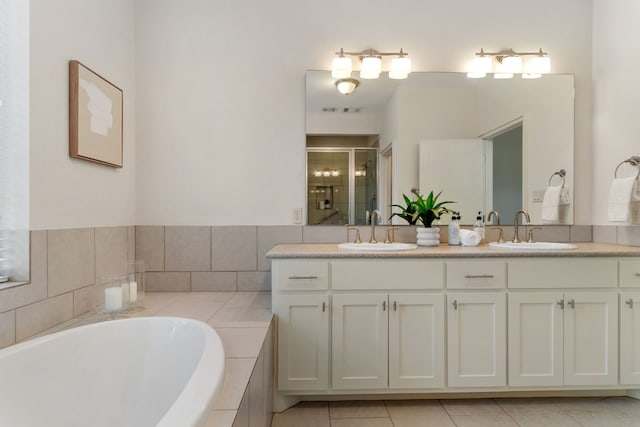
xmin=448 ymin=214 xmax=461 ymax=246
xmin=473 ymin=211 xmax=485 ymax=240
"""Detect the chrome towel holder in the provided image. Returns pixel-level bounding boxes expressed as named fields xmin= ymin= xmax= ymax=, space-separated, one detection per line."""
xmin=548 ymin=169 xmax=566 ymax=187
xmin=614 ymin=156 xmax=640 ymax=179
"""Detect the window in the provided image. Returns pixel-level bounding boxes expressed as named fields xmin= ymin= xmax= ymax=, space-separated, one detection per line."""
xmin=0 ymin=0 xmax=30 ymax=283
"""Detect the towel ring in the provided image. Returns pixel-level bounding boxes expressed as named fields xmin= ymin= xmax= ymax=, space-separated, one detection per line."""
xmin=548 ymin=169 xmax=566 ymax=188
xmin=614 ymin=156 xmax=640 ymax=180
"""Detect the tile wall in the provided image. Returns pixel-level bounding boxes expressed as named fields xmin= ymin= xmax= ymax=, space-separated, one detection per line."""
xmin=0 ymin=223 xmax=638 ymax=349
xmin=0 ymin=226 xmax=135 ymax=349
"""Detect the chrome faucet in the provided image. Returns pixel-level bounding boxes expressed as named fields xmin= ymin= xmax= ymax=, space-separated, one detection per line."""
xmin=370 ymin=209 xmax=382 ymax=243
xmin=513 ymin=209 xmax=531 ymax=243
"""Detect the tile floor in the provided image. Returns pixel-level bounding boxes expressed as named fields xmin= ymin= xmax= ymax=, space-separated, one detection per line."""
xmin=271 ymin=397 xmax=640 ymax=427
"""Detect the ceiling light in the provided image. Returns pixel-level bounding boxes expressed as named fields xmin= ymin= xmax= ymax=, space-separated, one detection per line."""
xmin=335 ymin=78 xmax=359 ymax=95
xmin=332 ymin=48 xmax=411 ymax=80
xmin=467 ymin=48 xmax=550 ymax=79
xmin=332 ymin=48 xmax=352 ymax=79
xmin=360 ymin=56 xmax=382 ymax=79
xmin=389 ymin=49 xmax=411 ymax=79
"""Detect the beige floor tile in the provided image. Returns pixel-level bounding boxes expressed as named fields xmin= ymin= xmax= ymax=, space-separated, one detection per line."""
xmin=270 ymin=402 xmax=329 ymax=427
xmin=497 ymin=397 xmax=569 ymax=417
xmin=385 ymin=400 xmax=455 ymax=427
xmin=510 ymin=412 xmax=582 ymax=427
xmin=604 ymin=397 xmax=640 ymax=417
xmin=450 ymin=414 xmax=519 ymax=427
xmin=212 ymin=358 xmax=256 ymax=410
xmin=208 ymin=307 xmax=273 ymax=327
xmin=563 ymin=410 xmax=637 ymax=427
xmin=204 ymin=410 xmax=237 ymax=427
xmin=329 ymin=400 xmax=389 ymax=418
xmin=329 ymin=418 xmax=393 ymax=427
xmin=441 ymin=398 xmax=506 ymax=416
xmin=214 ymin=327 xmax=268 ymax=358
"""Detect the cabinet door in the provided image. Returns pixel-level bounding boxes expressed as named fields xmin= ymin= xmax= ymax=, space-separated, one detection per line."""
xmin=508 ymin=292 xmax=564 ymax=386
xmin=563 ymin=292 xmax=618 ymax=386
xmin=447 ymin=292 xmax=506 ymax=387
xmin=332 ymin=293 xmax=388 ymax=390
xmin=389 ymin=293 xmax=445 ymax=389
xmin=277 ymin=294 xmax=329 ymax=391
xmin=620 ymin=292 xmax=640 ymax=385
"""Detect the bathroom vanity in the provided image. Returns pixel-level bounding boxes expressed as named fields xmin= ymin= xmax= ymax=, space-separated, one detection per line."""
xmin=267 ymin=243 xmax=640 ymax=408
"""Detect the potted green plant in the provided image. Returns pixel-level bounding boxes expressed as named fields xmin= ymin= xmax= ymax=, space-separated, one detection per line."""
xmin=390 ymin=188 xmax=454 ymax=246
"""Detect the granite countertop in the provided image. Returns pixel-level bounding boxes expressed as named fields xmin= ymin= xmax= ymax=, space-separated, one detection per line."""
xmin=266 ymin=242 xmax=640 ymax=259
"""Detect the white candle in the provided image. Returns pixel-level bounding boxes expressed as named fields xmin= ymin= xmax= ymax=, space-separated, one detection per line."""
xmin=121 ymin=282 xmax=130 ymax=305
xmin=129 ymin=281 xmax=138 ymax=303
xmin=104 ymin=287 xmax=123 ymax=312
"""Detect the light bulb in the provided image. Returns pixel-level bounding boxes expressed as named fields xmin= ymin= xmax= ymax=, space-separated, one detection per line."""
xmin=332 ymin=55 xmax=352 ymax=79
xmin=360 ymin=56 xmax=382 ymax=79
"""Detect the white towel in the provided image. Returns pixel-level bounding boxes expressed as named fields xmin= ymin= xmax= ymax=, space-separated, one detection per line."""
xmin=608 ymin=177 xmax=639 ymax=222
xmin=541 ymin=185 xmax=563 ymax=222
xmin=459 ymin=229 xmax=481 ymax=247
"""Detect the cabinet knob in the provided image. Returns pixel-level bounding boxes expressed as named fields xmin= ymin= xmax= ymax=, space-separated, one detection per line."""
xmin=288 ymin=275 xmax=318 ymax=280
xmin=382 ymin=301 xmax=386 ymax=311
xmin=393 ymin=301 xmax=397 ymax=311
xmin=558 ymin=300 xmax=564 ymax=309
xmin=452 ymin=300 xmax=458 ymax=310
xmin=567 ymin=299 xmax=575 ymax=309
xmin=322 ymin=301 xmax=326 ymax=312
xmin=626 ymin=299 xmax=634 ymax=309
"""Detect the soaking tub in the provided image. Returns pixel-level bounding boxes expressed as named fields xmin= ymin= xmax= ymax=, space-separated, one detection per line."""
xmin=0 ymin=316 xmax=225 ymax=427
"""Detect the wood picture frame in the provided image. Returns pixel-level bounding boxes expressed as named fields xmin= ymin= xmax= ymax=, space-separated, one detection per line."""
xmin=69 ymin=60 xmax=123 ymax=168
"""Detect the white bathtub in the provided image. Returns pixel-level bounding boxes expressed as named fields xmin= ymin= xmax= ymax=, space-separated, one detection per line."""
xmin=0 ymin=316 xmax=225 ymax=427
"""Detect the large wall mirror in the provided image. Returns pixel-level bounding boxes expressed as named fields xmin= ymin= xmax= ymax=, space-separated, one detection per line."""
xmin=306 ymin=71 xmax=574 ymax=225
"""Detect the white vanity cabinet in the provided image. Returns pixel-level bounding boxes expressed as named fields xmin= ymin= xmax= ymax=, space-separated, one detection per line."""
xmin=269 ymin=247 xmax=640 ymax=400
xmin=273 ymin=260 xmax=330 ymax=391
xmin=508 ymin=291 xmax=618 ymax=387
xmin=447 ymin=292 xmax=507 ymax=387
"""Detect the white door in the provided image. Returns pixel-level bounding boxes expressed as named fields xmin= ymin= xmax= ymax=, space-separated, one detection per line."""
xmin=277 ymin=294 xmax=329 ymax=391
xmin=620 ymin=292 xmax=640 ymax=385
xmin=419 ymin=139 xmax=487 ymax=222
xmin=332 ymin=293 xmax=389 ymax=390
xmin=508 ymin=292 xmax=564 ymax=386
xmin=389 ymin=293 xmax=445 ymax=389
xmin=564 ymin=292 xmax=618 ymax=386
xmin=447 ymin=292 xmax=506 ymax=387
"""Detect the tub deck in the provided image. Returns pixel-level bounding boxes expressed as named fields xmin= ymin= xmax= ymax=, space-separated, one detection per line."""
xmin=35 ymin=291 xmax=273 ymax=427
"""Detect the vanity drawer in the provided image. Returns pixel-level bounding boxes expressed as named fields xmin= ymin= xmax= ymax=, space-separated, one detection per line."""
xmin=272 ymin=260 xmax=329 ymax=291
xmin=508 ymin=258 xmax=618 ymax=289
xmin=331 ymin=259 xmax=444 ymax=290
xmin=620 ymin=259 xmax=640 ymax=288
xmin=446 ymin=260 xmax=506 ymax=289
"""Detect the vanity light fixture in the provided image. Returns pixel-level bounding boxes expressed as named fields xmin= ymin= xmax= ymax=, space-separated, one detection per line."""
xmin=335 ymin=78 xmax=359 ymax=95
xmin=467 ymin=48 xmax=550 ymax=79
xmin=331 ymin=48 xmax=412 ymax=80
xmin=314 ymin=168 xmax=340 ymax=177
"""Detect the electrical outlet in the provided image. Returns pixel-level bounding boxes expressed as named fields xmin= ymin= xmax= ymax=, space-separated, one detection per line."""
xmin=292 ymin=208 xmax=303 ymax=224
xmin=532 ymin=190 xmax=545 ymax=203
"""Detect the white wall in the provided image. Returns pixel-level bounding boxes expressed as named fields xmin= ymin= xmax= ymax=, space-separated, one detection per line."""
xmin=592 ymin=0 xmax=640 ymax=225
xmin=135 ymin=0 xmax=593 ymax=225
xmin=29 ymin=0 xmax=135 ymax=230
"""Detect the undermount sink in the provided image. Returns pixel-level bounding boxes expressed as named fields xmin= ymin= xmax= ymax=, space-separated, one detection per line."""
xmin=489 ymin=241 xmax=577 ymax=250
xmin=338 ymin=242 xmax=418 ymax=251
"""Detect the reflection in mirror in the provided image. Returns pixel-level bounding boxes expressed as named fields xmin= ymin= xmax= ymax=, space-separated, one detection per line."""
xmin=306 ymin=71 xmax=574 ymax=225
xmin=307 ymin=136 xmax=378 ymax=225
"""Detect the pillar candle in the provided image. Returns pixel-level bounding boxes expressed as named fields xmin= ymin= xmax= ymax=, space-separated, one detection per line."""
xmin=104 ymin=287 xmax=123 ymax=312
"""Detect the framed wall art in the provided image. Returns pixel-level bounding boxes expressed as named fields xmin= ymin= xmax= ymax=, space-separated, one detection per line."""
xmin=69 ymin=60 xmax=123 ymax=168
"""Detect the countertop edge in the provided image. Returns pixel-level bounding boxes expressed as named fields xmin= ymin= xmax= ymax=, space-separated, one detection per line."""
xmin=266 ymin=243 xmax=640 ymax=259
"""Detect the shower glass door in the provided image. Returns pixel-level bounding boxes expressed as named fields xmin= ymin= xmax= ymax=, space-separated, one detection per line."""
xmin=307 ymin=149 xmax=377 ymax=225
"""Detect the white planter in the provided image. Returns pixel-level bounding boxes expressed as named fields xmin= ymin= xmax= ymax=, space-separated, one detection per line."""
xmin=416 ymin=227 xmax=439 ymax=247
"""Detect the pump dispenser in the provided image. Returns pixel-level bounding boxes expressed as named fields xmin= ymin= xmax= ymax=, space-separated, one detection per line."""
xmin=448 ymin=214 xmax=461 ymax=246
xmin=473 ymin=211 xmax=485 ymax=240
